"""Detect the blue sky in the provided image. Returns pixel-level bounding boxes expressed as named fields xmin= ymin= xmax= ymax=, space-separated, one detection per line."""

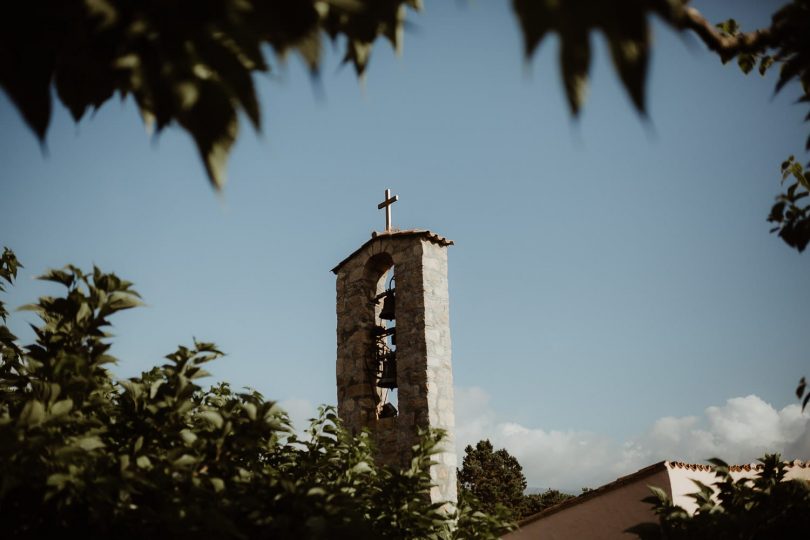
xmin=1 ymin=1 xmax=808 ymax=490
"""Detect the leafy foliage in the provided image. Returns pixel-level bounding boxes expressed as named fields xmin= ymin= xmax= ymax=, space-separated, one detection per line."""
xmin=628 ymin=454 xmax=810 ymax=540
xmin=0 ymin=251 xmax=512 ymax=538
xmin=458 ymin=440 xmax=527 ymax=520
xmin=0 ymin=248 xmax=23 ymax=387
xmin=454 ymin=489 xmax=518 ymax=540
xmin=511 ymin=0 xmax=686 ymax=116
xmin=0 ymin=0 xmax=423 ymax=189
xmin=520 ymin=488 xmax=574 ymax=518
xmin=510 ymin=0 xmax=810 ymax=252
xmin=768 ymin=156 xmax=810 ymax=252
xmin=708 ymin=2 xmax=810 ymax=252
xmin=4 ymin=1 xmax=810 ymax=251
xmin=798 ymin=376 xmax=810 ymax=412
xmin=457 ymin=439 xmax=573 ymax=521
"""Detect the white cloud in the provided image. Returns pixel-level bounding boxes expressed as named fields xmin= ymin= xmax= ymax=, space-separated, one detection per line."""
xmin=454 ymin=386 xmax=497 ymax=447
xmin=631 ymin=395 xmax=810 ymax=466
xmin=454 ymin=388 xmax=810 ymax=493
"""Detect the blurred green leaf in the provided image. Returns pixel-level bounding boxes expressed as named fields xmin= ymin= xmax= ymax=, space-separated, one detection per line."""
xmin=37 ymin=269 xmax=74 ymax=287
xmin=180 ymin=429 xmax=198 ymax=445
xmin=210 ymin=477 xmax=225 ymax=493
xmin=199 ymin=410 xmax=224 ymax=429
xmin=18 ymin=399 xmax=45 ymax=427
xmin=738 ymin=54 xmax=755 ymax=74
xmin=50 ymin=399 xmax=74 ymax=416
xmin=173 ymin=454 xmax=197 ymax=468
xmin=75 ymin=436 xmax=105 ymax=451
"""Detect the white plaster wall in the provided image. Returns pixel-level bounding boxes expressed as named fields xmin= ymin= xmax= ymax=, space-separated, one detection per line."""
xmin=668 ymin=463 xmax=810 ymax=515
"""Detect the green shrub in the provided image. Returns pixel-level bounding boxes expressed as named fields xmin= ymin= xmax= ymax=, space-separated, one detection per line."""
xmin=0 ymin=249 xmax=512 ymax=539
xmin=629 ymin=455 xmax=810 ymax=540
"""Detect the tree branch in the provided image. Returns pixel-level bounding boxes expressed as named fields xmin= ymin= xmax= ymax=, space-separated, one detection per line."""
xmin=678 ymin=6 xmax=775 ymax=57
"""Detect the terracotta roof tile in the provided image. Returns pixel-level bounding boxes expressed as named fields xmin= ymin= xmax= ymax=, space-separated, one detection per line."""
xmin=369 ymin=228 xmax=454 ymax=246
xmin=331 ymin=229 xmax=454 ymax=274
xmin=664 ymin=461 xmax=809 ymax=473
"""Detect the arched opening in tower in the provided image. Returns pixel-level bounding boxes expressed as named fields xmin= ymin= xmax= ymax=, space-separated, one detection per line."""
xmin=363 ymin=252 xmax=400 ymax=421
xmin=373 ymin=265 xmax=398 ymax=418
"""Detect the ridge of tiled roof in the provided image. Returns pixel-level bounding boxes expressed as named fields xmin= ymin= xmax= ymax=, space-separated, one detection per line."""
xmin=666 ymin=459 xmax=809 ymax=472
xmin=331 ymin=229 xmax=454 ymax=274
xmin=371 ymin=228 xmax=454 ymax=246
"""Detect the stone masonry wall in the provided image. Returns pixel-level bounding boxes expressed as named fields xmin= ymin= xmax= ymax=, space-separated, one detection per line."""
xmin=334 ymin=232 xmax=457 ymax=504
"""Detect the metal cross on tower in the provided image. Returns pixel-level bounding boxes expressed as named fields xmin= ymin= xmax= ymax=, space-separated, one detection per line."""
xmin=377 ymin=188 xmax=399 ymax=232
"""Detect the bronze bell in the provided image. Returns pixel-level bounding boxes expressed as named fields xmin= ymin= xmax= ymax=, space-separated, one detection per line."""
xmin=379 ymin=290 xmax=395 ymax=320
xmin=377 ymin=352 xmax=397 ymax=389
xmin=379 ymin=402 xmax=397 ymax=418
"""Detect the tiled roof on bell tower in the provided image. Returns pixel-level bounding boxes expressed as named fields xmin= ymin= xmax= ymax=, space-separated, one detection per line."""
xmin=331 ymin=229 xmax=454 ymax=274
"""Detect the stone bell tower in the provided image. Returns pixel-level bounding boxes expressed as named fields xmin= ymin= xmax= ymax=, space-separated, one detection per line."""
xmin=332 ymin=190 xmax=457 ymax=503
